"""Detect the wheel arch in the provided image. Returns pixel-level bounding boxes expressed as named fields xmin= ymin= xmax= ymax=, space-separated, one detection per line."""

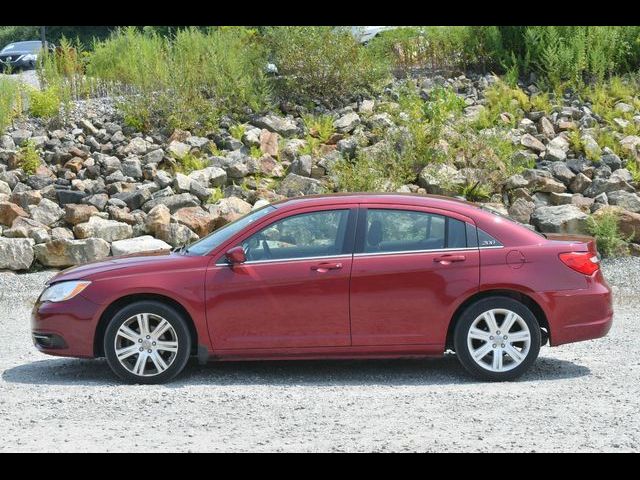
xmin=93 ymin=293 xmax=199 ymax=357
xmin=445 ymin=289 xmax=550 ymax=350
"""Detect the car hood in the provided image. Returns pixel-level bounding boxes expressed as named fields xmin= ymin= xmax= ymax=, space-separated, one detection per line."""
xmin=0 ymin=50 xmax=34 ymax=57
xmin=48 ymin=249 xmax=179 ymax=284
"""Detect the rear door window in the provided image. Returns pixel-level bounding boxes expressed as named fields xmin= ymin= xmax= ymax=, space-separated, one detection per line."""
xmin=360 ymin=209 xmax=470 ymax=253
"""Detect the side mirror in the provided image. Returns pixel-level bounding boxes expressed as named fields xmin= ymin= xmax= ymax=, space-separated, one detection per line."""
xmin=225 ymin=246 xmax=246 ymax=265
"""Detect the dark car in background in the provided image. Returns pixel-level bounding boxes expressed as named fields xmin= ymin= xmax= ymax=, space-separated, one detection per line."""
xmin=0 ymin=40 xmax=53 ymax=72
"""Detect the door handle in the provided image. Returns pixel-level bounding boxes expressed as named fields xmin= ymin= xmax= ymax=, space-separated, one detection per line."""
xmin=433 ymin=254 xmax=466 ymax=265
xmin=311 ymin=262 xmax=343 ymax=272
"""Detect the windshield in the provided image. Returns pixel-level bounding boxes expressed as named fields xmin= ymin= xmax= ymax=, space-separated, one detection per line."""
xmin=184 ymin=205 xmax=277 ymax=256
xmin=1 ymin=41 xmax=42 ymax=54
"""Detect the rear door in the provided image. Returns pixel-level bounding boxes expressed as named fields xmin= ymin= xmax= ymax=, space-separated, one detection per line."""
xmin=349 ymin=204 xmax=480 ymax=347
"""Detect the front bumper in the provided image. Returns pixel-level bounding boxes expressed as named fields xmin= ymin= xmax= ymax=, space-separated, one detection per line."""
xmin=541 ymin=273 xmax=614 ymax=346
xmin=30 ymin=294 xmax=102 ymax=358
xmin=0 ymin=57 xmax=35 ymax=71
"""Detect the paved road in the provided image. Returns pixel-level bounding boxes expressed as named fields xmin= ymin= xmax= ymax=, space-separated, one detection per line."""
xmin=0 ymin=261 xmax=638 ymax=452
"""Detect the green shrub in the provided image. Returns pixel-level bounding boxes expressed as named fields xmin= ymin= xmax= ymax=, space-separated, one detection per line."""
xmin=85 ymin=26 xmax=271 ymax=132
xmin=473 ymin=80 xmax=531 ymax=129
xmin=303 ymin=114 xmax=335 ymax=143
xmin=173 ymin=151 xmax=206 ymax=175
xmin=458 ymin=181 xmax=492 ymax=201
xmin=299 ymin=136 xmax=321 ymax=156
xmin=333 ymin=145 xmax=413 ymax=193
xmin=249 ymin=145 xmax=262 ymax=159
xmin=27 ymin=87 xmax=61 ymax=118
xmin=0 ymin=77 xmax=21 ymax=132
xmin=587 ymin=210 xmax=630 ymax=257
xmin=369 ymin=26 xmax=504 ymax=77
xmin=37 ymin=37 xmax=96 ymax=110
xmin=229 ymin=123 xmax=246 ymax=141
xmin=17 ymin=141 xmax=41 ymax=175
xmin=507 ymin=26 xmax=640 ymax=90
xmin=628 ymin=159 xmax=640 ymax=183
xmin=265 ymin=26 xmax=390 ymax=106
xmin=206 ymin=187 xmax=224 ymax=204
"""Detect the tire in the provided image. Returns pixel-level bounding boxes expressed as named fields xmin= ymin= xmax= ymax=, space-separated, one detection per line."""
xmin=103 ymin=300 xmax=191 ymax=384
xmin=453 ymin=296 xmax=541 ymax=381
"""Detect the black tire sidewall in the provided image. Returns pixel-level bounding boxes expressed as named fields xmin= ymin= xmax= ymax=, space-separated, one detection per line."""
xmin=454 ymin=296 xmax=541 ymax=381
xmin=103 ymin=300 xmax=191 ymax=384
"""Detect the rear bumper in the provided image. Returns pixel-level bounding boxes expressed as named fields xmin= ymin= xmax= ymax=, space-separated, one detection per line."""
xmin=540 ymin=275 xmax=613 ymax=346
xmin=30 ymin=294 xmax=101 ymax=358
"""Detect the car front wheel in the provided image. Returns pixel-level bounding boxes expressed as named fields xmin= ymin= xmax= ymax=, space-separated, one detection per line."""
xmin=454 ymin=297 xmax=541 ymax=381
xmin=103 ymin=301 xmax=191 ymax=384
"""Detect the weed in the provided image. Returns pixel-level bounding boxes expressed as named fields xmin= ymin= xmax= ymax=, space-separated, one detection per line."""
xmin=27 ymin=87 xmax=60 ymax=119
xmin=17 ymin=141 xmax=41 ymax=175
xmin=229 ymin=124 xmax=246 ymax=141
xmin=587 ymin=210 xmax=630 ymax=257
xmin=303 ymin=114 xmax=335 ymax=143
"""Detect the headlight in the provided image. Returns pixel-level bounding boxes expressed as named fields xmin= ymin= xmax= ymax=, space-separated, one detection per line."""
xmin=40 ymin=281 xmax=91 ymax=303
xmin=21 ymin=54 xmax=37 ymax=62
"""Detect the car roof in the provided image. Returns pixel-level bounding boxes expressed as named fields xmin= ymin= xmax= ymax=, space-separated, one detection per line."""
xmin=272 ymin=192 xmax=479 ymax=212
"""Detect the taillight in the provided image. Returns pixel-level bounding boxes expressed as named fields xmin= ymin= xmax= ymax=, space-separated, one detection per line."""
xmin=559 ymin=252 xmax=600 ymax=275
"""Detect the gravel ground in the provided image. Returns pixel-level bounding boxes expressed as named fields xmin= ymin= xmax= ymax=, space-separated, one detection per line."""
xmin=0 ymin=69 xmax=40 ymax=89
xmin=0 ymin=260 xmax=638 ymax=452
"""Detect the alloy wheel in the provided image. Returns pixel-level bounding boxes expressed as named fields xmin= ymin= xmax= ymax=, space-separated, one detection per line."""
xmin=466 ymin=308 xmax=532 ymax=372
xmin=114 ymin=313 xmax=179 ymax=377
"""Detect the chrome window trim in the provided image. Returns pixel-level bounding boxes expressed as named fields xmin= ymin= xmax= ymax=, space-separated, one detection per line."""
xmin=216 ymin=254 xmax=353 ymax=266
xmin=353 ymin=245 xmax=503 ymax=258
xmin=215 ymin=246 xmax=503 ymax=265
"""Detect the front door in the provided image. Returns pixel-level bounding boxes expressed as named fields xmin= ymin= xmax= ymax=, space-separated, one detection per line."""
xmin=349 ymin=205 xmax=480 ymax=347
xmin=206 ymin=206 xmax=356 ymax=351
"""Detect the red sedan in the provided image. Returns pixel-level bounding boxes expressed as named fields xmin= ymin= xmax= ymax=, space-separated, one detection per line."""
xmin=31 ymin=194 xmax=613 ymax=383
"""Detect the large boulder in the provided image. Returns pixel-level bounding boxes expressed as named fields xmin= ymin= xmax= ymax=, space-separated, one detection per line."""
xmin=64 ymin=204 xmax=99 ymax=225
xmin=73 ymin=216 xmax=133 ymax=242
xmin=520 ymin=133 xmax=546 ymax=153
xmin=607 ymin=190 xmax=640 ymax=213
xmin=530 ymin=205 xmax=589 ymax=234
xmin=508 ymin=198 xmax=536 ymax=224
xmin=174 ymin=207 xmax=217 ymax=237
xmin=209 ymin=197 xmax=252 ymax=227
xmin=583 ymin=176 xmax=635 ymax=198
xmin=142 ymin=193 xmax=200 ymax=214
xmin=259 ymin=130 xmax=280 ymax=157
xmin=123 ymin=137 xmax=152 ymax=156
xmin=111 ymin=236 xmax=172 ymax=256
xmin=252 ymin=115 xmax=299 ymax=137
xmin=28 ymin=198 xmax=64 ymax=227
xmin=145 ymin=204 xmax=171 ymax=235
xmin=0 ymin=238 xmax=34 ymax=271
xmin=418 ymin=164 xmax=465 ymax=196
xmin=156 ymin=223 xmax=199 ymax=248
xmin=334 ymin=112 xmax=361 ymax=134
xmin=188 ymin=166 xmax=227 ymax=188
xmin=0 ymin=202 xmax=28 ymax=226
xmin=34 ymin=238 xmax=111 ymax=267
xmin=522 ymin=169 xmax=566 ymax=193
xmin=277 ymin=173 xmax=323 ymax=197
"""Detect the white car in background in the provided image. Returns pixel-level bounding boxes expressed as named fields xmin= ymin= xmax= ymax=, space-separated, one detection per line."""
xmin=348 ymin=26 xmax=399 ymax=43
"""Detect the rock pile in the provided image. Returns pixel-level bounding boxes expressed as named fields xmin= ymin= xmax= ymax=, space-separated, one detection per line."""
xmin=1 ymin=73 xmax=639 ymax=270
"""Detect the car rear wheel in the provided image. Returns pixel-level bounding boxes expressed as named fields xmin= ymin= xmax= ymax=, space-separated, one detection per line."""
xmin=454 ymin=297 xmax=541 ymax=381
xmin=104 ymin=301 xmax=191 ymax=384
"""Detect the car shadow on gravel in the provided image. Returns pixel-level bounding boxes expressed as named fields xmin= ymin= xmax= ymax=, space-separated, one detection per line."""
xmin=2 ymin=354 xmax=590 ymax=387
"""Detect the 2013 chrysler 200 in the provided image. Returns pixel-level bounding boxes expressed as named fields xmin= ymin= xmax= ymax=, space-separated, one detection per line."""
xmin=31 ymin=194 xmax=613 ymax=384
